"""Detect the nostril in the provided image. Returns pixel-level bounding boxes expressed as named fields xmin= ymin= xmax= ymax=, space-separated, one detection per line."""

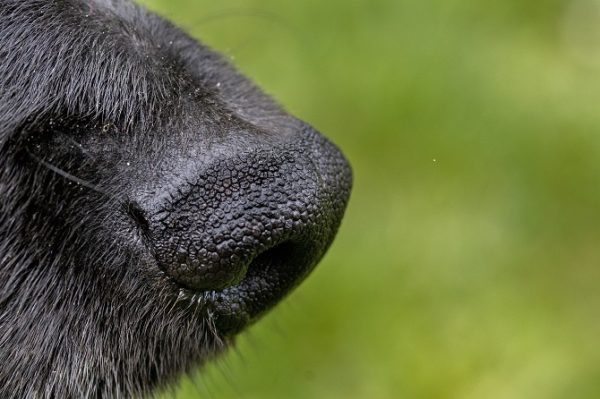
xmin=210 ymin=237 xmax=322 ymax=334
xmin=242 ymin=239 xmax=317 ymax=287
xmin=248 ymin=240 xmax=296 ymax=273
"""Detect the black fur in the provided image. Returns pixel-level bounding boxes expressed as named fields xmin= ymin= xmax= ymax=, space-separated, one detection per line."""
xmin=0 ymin=0 xmax=351 ymax=397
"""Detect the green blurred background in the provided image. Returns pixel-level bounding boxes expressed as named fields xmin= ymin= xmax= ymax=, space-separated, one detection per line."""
xmin=139 ymin=0 xmax=600 ymax=398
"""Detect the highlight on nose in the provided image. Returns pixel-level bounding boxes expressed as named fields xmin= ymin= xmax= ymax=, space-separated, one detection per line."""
xmin=144 ymin=128 xmax=351 ymax=306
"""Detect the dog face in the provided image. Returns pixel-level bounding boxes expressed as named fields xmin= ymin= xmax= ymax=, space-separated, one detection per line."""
xmin=0 ymin=0 xmax=351 ymax=397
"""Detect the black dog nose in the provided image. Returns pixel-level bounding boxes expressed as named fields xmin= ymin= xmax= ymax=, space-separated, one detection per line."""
xmin=146 ymin=128 xmax=351 ymax=293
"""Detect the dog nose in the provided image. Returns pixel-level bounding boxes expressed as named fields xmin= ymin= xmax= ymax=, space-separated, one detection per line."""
xmin=146 ymin=127 xmax=352 ymax=293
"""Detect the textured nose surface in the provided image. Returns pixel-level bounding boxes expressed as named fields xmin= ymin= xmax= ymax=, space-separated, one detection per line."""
xmin=148 ymin=127 xmax=351 ymax=294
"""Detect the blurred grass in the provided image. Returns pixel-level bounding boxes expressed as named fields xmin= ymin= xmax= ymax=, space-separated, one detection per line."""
xmin=139 ymin=0 xmax=600 ymax=398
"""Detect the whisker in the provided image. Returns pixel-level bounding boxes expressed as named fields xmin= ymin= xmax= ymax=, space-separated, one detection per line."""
xmin=27 ymin=150 xmax=114 ymax=199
